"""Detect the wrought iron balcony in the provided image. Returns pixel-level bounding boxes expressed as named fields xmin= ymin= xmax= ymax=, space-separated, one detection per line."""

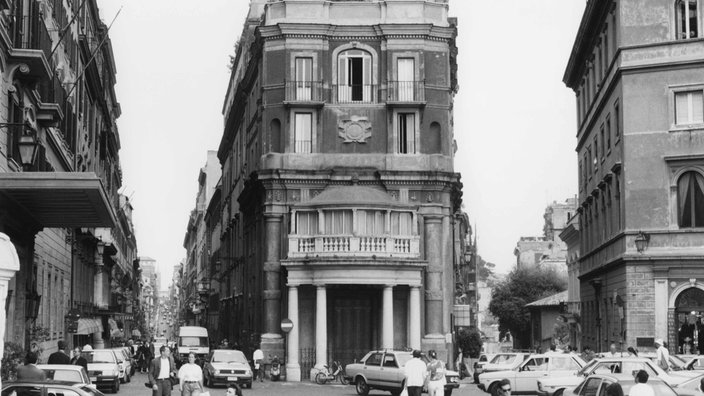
xmin=333 ymin=84 xmax=378 ymax=104
xmin=7 ymin=5 xmax=53 ymax=80
xmin=387 ymin=80 xmax=425 ymax=103
xmin=285 ymin=80 xmax=324 ymax=103
xmin=288 ymin=234 xmax=420 ymax=259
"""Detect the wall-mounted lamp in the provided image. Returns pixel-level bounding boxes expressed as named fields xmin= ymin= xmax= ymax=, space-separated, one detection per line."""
xmin=18 ymin=128 xmax=39 ymax=170
xmin=26 ymin=289 xmax=42 ymax=320
xmin=635 ymin=231 xmax=650 ymax=253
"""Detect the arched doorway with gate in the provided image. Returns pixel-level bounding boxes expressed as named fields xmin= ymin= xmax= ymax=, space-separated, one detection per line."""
xmin=673 ymin=287 xmax=704 ymax=354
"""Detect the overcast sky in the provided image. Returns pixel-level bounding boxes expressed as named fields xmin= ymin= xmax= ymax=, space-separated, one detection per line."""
xmin=96 ymin=1 xmax=587 ymax=290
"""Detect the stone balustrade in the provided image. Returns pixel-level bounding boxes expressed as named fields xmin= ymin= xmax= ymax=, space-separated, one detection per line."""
xmin=289 ymin=234 xmax=420 ymax=258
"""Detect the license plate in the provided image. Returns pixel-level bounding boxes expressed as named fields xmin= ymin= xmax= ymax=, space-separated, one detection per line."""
xmin=227 ymin=376 xmax=238 ymax=381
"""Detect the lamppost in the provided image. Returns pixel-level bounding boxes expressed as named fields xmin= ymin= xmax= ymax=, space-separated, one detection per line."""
xmin=197 ymin=279 xmax=210 ymax=328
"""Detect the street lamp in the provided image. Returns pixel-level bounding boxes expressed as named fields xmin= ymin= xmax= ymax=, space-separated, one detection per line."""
xmin=18 ymin=128 xmax=39 ymax=171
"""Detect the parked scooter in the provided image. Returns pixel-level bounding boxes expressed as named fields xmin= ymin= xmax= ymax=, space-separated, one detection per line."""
xmin=270 ymin=355 xmax=282 ymax=381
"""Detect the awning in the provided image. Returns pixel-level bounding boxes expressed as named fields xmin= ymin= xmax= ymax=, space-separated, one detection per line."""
xmin=132 ymin=329 xmax=141 ymax=337
xmin=75 ymin=318 xmax=104 ymax=335
xmin=0 ymin=172 xmax=116 ymax=228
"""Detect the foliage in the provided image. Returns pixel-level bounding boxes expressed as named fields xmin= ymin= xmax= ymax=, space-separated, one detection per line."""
xmin=475 ymin=254 xmax=496 ymax=283
xmin=1 ymin=341 xmax=24 ymax=381
xmin=457 ymin=327 xmax=483 ymax=359
xmin=488 ymin=266 xmax=567 ymax=349
xmin=553 ymin=318 xmax=570 ymax=348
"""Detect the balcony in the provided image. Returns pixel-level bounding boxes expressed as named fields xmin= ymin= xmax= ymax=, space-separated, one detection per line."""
xmin=288 ymin=234 xmax=420 ymax=259
xmin=333 ymin=84 xmax=378 ymax=104
xmin=8 ymin=7 xmax=53 ymax=81
xmin=387 ymin=80 xmax=426 ymax=105
xmin=284 ymin=80 xmax=325 ymax=106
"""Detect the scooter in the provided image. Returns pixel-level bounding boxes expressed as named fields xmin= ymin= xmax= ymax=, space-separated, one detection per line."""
xmin=270 ymin=356 xmax=281 ymax=381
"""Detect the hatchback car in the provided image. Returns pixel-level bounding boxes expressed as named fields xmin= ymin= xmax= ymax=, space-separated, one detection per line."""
xmin=564 ymin=373 xmax=678 ymax=396
xmin=202 ymin=349 xmax=253 ymax=389
xmin=81 ymin=349 xmax=121 ymax=393
xmin=2 ymin=380 xmax=106 ymax=396
xmin=37 ymin=365 xmax=94 ymax=388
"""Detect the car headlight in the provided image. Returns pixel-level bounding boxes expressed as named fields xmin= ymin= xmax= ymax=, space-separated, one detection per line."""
xmin=214 ymin=369 xmax=220 ymax=375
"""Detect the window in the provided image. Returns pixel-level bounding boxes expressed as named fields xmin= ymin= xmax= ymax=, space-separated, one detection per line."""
xmin=676 ymin=0 xmax=699 ymax=39
xmin=294 ymin=112 xmax=312 ymax=153
xmin=599 ymin=124 xmax=605 ymax=159
xmin=296 ymin=211 xmax=318 ymax=235
xmin=605 ymin=115 xmax=611 ymax=149
xmin=390 ymin=212 xmax=412 ymax=235
xmin=593 ymin=136 xmax=599 ymax=169
xmin=675 ymin=90 xmax=704 ymax=125
xmin=397 ymin=58 xmax=415 ymax=101
xmin=365 ymin=352 xmax=383 ymax=366
xmin=397 ymin=113 xmax=416 ymax=154
xmin=614 ymin=101 xmax=620 ymax=140
xmin=358 ymin=210 xmax=385 ymax=235
xmin=587 ymin=146 xmax=593 ymax=176
xmin=337 ymin=49 xmax=372 ymax=103
xmin=324 ymin=210 xmax=353 ymax=234
xmin=295 ymin=57 xmax=313 ymax=100
xmin=677 ymin=171 xmax=704 ymax=228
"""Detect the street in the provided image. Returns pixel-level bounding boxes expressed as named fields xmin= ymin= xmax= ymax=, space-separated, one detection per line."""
xmin=118 ymin=372 xmax=485 ymax=396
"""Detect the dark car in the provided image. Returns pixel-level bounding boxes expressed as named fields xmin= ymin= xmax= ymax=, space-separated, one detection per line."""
xmin=2 ymin=380 xmax=106 ymax=396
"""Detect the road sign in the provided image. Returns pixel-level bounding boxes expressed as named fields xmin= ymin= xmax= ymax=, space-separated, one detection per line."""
xmin=280 ymin=318 xmax=293 ymax=333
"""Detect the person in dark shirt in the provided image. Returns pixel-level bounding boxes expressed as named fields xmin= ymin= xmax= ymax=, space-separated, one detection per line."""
xmin=17 ymin=352 xmax=47 ymax=380
xmin=70 ymin=346 xmax=88 ymax=370
xmin=47 ymin=340 xmax=71 ymax=364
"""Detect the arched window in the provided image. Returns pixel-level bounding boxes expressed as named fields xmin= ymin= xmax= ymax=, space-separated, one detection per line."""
xmin=337 ymin=49 xmax=372 ymax=103
xmin=678 ymin=171 xmax=704 ymax=227
xmin=676 ymin=0 xmax=700 ymax=39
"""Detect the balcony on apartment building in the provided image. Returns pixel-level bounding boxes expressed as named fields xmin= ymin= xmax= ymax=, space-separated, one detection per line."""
xmin=7 ymin=1 xmax=53 ymax=81
xmin=284 ymin=80 xmax=325 ymax=106
xmin=387 ymin=80 xmax=426 ymax=105
xmin=284 ymin=80 xmax=428 ymax=106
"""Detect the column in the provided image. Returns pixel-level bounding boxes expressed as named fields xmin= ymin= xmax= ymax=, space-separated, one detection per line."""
xmin=261 ymin=214 xmax=284 ymax=365
xmin=409 ymin=286 xmax=421 ymax=350
xmin=286 ymin=286 xmax=301 ymax=382
xmin=423 ymin=215 xmax=443 ymax=335
xmin=316 ymin=285 xmax=327 ymax=367
xmin=93 ymin=243 xmax=106 ymax=308
xmin=654 ymin=279 xmax=668 ymax=343
xmin=0 ymin=233 xmax=21 ymax=391
xmin=382 ymin=285 xmax=394 ymax=349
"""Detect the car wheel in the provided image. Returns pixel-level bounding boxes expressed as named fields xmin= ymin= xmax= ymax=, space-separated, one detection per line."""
xmin=113 ymin=379 xmax=120 ymax=393
xmin=246 ymin=381 xmax=252 ymax=389
xmin=444 ymin=390 xmax=453 ymax=396
xmin=126 ymin=373 xmax=131 ymax=383
xmin=355 ymin=377 xmax=369 ymax=396
xmin=554 ymin=390 xmax=563 ymax=396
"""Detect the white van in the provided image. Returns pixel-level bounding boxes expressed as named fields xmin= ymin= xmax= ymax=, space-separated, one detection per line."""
xmin=178 ymin=326 xmax=210 ymax=364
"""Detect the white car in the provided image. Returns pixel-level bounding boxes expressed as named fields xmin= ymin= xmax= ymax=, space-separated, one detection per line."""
xmin=478 ymin=353 xmax=586 ymax=395
xmin=481 ymin=353 xmax=529 ymax=374
xmin=563 ymin=373 xmax=679 ymax=396
xmin=37 ymin=364 xmax=96 ymax=388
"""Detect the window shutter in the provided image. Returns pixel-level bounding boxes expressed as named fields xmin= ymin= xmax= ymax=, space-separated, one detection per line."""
xmin=676 ymin=91 xmax=689 ymax=124
xmin=693 ymin=91 xmax=704 ymax=123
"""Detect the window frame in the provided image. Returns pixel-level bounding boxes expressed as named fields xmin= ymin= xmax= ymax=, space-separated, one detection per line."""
xmin=675 ymin=0 xmax=701 ymax=40
xmin=290 ymin=110 xmax=315 ymax=153
xmin=676 ymin=170 xmax=704 ymax=228
xmin=671 ymin=86 xmax=704 ymax=130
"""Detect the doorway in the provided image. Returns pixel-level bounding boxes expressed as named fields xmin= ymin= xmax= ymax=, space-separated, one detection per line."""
xmin=675 ymin=287 xmax=704 ymax=354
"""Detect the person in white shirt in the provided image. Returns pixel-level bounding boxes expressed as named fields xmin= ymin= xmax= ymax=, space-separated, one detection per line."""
xmin=630 ymin=370 xmax=655 ymax=396
xmin=178 ymin=353 xmax=203 ymax=396
xmin=603 ymin=343 xmax=619 ymax=357
xmin=252 ymin=346 xmax=264 ymax=382
xmin=654 ymin=338 xmax=670 ymax=371
xmin=404 ymin=350 xmax=428 ymax=396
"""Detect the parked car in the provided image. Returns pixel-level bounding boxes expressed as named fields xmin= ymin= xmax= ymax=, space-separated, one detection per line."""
xmin=480 ymin=353 xmax=529 ymax=376
xmin=478 ymin=353 xmax=586 ymax=395
xmin=345 ymin=349 xmax=460 ymax=396
xmin=37 ymin=364 xmax=94 ymax=388
xmin=202 ymin=349 xmax=253 ymax=389
xmin=682 ymin=355 xmax=704 ymax=371
xmin=81 ymin=349 xmax=121 ymax=393
xmin=2 ymin=380 xmax=106 ymax=396
xmin=563 ymin=373 xmax=678 ymax=396
xmin=110 ymin=348 xmax=133 ymax=383
xmin=638 ymin=352 xmax=696 ymax=373
xmin=537 ymin=356 xmax=694 ymax=396
xmin=474 ymin=353 xmax=497 ymax=383
xmin=674 ymin=373 xmax=704 ymax=396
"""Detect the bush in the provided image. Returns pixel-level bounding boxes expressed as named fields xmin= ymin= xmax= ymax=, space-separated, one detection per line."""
xmin=457 ymin=327 xmax=483 ymax=359
xmin=2 ymin=342 xmax=25 ymax=381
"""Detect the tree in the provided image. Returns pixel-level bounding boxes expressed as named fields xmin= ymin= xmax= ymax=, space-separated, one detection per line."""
xmin=457 ymin=327 xmax=483 ymax=359
xmin=488 ymin=266 xmax=567 ymax=349
xmin=475 ymin=254 xmax=496 ymax=283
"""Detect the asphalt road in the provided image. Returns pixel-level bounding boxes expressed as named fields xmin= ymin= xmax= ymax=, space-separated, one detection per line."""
xmin=118 ymin=371 xmax=486 ymax=396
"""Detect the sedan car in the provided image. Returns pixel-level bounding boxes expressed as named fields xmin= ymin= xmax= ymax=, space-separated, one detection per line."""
xmin=81 ymin=349 xmax=121 ymax=393
xmin=473 ymin=353 xmax=497 ymax=383
xmin=345 ymin=350 xmax=460 ymax=396
xmin=478 ymin=353 xmax=586 ymax=395
xmin=202 ymin=349 xmax=253 ymax=389
xmin=563 ymin=373 xmax=678 ymax=396
xmin=2 ymin=380 xmax=106 ymax=396
xmin=480 ymin=353 xmax=529 ymax=376
xmin=37 ymin=365 xmax=94 ymax=388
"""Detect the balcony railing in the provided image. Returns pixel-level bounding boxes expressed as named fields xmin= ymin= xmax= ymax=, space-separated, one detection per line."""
xmin=285 ymin=80 xmax=324 ymax=102
xmin=388 ymin=80 xmax=425 ymax=102
xmin=288 ymin=234 xmax=420 ymax=259
xmin=333 ymin=84 xmax=378 ymax=104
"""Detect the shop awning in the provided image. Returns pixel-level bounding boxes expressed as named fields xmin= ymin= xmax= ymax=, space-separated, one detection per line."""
xmin=0 ymin=172 xmax=116 ymax=228
xmin=131 ymin=329 xmax=141 ymax=337
xmin=75 ymin=318 xmax=103 ymax=335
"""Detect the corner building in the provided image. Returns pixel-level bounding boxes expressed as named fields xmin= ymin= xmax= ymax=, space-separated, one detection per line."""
xmin=218 ymin=0 xmax=461 ymax=380
xmin=564 ymin=0 xmax=704 ymax=353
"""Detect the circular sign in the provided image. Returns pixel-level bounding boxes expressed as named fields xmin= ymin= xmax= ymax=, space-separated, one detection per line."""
xmin=280 ymin=318 xmax=294 ymax=333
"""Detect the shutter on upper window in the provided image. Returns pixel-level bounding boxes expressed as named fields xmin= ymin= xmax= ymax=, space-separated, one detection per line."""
xmin=676 ymin=92 xmax=690 ymax=124
xmin=693 ymin=91 xmax=704 ymax=123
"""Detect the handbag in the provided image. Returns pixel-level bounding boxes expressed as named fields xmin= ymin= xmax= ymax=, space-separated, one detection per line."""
xmin=170 ymin=376 xmax=180 ymax=386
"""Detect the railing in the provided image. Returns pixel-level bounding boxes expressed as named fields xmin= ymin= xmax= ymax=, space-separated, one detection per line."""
xmin=38 ymin=74 xmax=67 ymax=105
xmin=333 ymin=84 xmax=378 ymax=104
xmin=289 ymin=234 xmax=420 ymax=258
xmin=388 ymin=80 xmax=425 ymax=102
xmin=285 ymin=80 xmax=324 ymax=102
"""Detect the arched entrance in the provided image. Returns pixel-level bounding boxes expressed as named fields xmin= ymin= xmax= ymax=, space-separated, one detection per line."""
xmin=675 ymin=287 xmax=704 ymax=354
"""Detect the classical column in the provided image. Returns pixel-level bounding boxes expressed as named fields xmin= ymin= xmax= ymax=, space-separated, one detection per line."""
xmin=93 ymin=242 xmax=106 ymax=308
xmin=0 ymin=233 xmax=20 ymax=391
xmin=263 ymin=214 xmax=283 ymax=336
xmin=286 ymin=286 xmax=301 ymax=382
xmin=423 ymin=215 xmax=443 ymax=335
xmin=409 ymin=286 xmax=421 ymax=350
xmin=654 ymin=279 xmax=668 ymax=344
xmin=382 ymin=285 xmax=394 ymax=349
xmin=316 ymin=285 xmax=327 ymax=367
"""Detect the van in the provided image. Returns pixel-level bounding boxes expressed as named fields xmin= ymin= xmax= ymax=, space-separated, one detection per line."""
xmin=178 ymin=326 xmax=209 ymax=364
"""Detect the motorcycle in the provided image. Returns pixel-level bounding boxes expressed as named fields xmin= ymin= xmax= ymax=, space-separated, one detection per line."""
xmin=314 ymin=360 xmax=349 ymax=385
xmin=270 ymin=356 xmax=282 ymax=381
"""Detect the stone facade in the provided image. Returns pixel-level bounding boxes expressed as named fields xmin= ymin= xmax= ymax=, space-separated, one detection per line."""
xmin=564 ymin=0 xmax=704 ymax=354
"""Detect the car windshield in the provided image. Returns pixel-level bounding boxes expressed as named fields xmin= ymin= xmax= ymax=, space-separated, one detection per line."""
xmin=180 ymin=336 xmax=208 ymax=347
xmin=577 ymin=360 xmax=599 ymax=375
xmin=83 ymin=351 xmax=115 ymax=363
xmin=491 ymin=354 xmax=517 ymax=364
xmin=212 ymin=350 xmax=247 ymax=363
xmin=44 ymin=369 xmax=83 ymax=382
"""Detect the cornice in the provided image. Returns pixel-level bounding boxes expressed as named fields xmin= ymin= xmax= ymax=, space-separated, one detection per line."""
xmin=258 ymin=23 xmax=454 ymax=43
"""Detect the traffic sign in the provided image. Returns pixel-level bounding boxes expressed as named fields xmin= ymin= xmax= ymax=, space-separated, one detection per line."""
xmin=280 ymin=318 xmax=293 ymax=333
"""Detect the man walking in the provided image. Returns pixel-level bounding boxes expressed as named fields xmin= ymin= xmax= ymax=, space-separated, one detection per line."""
xmin=48 ymin=340 xmax=71 ymax=364
xmin=426 ymin=350 xmax=446 ymax=396
xmin=252 ymin=346 xmax=264 ymax=382
xmin=403 ymin=350 xmax=427 ymax=396
xmin=655 ymin=339 xmax=670 ymax=371
xmin=148 ymin=346 xmax=178 ymax=396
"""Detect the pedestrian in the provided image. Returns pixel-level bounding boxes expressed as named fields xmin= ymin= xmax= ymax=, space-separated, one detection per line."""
xmin=252 ymin=345 xmax=264 ymax=382
xmin=48 ymin=340 xmax=71 ymax=364
xmin=603 ymin=343 xmax=619 ymax=357
xmin=403 ymin=350 xmax=427 ymax=396
xmin=581 ymin=346 xmax=596 ymax=362
xmin=630 ymin=369 xmax=655 ymax=396
xmin=70 ymin=346 xmax=88 ymax=371
xmin=627 ymin=346 xmax=638 ymax=357
xmin=497 ymin=379 xmax=511 ymax=395
xmin=177 ymin=353 xmax=203 ymax=396
xmin=148 ymin=345 xmax=178 ymax=396
xmin=654 ymin=338 xmax=670 ymax=371
xmin=225 ymin=383 xmax=243 ymax=396
xmin=605 ymin=382 xmax=624 ymax=396
xmin=426 ymin=350 xmax=446 ymax=396
xmin=16 ymin=352 xmax=47 ymax=381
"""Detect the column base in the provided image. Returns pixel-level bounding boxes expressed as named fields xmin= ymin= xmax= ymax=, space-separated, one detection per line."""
xmin=261 ymin=334 xmax=284 ymax=380
xmin=286 ymin=363 xmax=301 ymax=382
xmin=422 ymin=334 xmax=449 ymax=363
xmin=93 ymin=332 xmax=105 ymax=349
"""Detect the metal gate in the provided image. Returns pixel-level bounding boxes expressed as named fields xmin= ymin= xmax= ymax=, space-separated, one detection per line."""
xmin=299 ymin=347 xmax=316 ymax=380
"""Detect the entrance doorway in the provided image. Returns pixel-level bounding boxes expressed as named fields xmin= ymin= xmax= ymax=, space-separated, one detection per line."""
xmin=328 ymin=286 xmax=379 ymax=367
xmin=675 ymin=287 xmax=704 ymax=354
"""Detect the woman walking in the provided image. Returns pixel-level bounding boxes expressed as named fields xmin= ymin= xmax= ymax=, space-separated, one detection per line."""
xmin=178 ymin=353 xmax=203 ymax=396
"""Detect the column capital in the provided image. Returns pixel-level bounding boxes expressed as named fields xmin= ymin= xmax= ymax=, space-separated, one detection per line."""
xmin=423 ymin=215 xmax=444 ymax=224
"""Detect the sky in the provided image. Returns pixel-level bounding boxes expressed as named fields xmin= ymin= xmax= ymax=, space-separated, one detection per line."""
xmin=96 ymin=1 xmax=587 ymax=290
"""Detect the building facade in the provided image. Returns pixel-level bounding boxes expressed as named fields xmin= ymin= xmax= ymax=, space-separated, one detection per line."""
xmin=564 ymin=0 xmax=704 ymax=353
xmin=0 ymin=0 xmax=137 ymax=354
xmin=216 ymin=0 xmax=462 ymax=380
